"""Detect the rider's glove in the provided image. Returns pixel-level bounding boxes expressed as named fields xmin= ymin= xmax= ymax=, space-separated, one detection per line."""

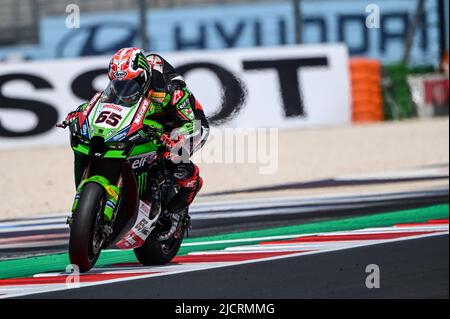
xmin=160 ymin=133 xmax=186 ymax=161
xmin=160 ymin=133 xmax=185 ymax=150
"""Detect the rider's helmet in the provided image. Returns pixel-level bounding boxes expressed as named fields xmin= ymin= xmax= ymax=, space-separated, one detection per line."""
xmin=107 ymin=47 xmax=151 ymax=105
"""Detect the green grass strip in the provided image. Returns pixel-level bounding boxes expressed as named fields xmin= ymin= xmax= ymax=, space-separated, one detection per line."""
xmin=0 ymin=204 xmax=447 ymax=280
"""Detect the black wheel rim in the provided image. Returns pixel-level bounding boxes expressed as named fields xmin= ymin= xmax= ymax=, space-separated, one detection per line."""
xmin=88 ymin=197 xmax=105 ymax=262
xmin=160 ymin=233 xmax=182 ymax=255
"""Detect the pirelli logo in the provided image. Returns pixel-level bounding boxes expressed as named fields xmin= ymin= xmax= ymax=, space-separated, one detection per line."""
xmin=150 ymin=92 xmax=166 ymax=104
xmin=152 ymin=92 xmax=166 ymax=98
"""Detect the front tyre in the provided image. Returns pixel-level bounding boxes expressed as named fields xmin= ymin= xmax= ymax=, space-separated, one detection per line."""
xmin=69 ymin=183 xmax=105 ymax=272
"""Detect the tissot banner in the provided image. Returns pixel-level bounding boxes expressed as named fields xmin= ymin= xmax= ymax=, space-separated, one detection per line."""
xmin=0 ymin=44 xmax=350 ymax=149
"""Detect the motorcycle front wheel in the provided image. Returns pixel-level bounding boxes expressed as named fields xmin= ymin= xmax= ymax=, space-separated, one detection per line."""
xmin=69 ymin=183 xmax=105 ymax=273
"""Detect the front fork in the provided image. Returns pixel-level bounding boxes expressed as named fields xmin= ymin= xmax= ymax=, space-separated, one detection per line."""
xmin=67 ymin=175 xmax=121 ymax=226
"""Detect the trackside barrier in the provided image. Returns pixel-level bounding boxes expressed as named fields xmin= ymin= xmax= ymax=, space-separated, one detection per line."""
xmin=349 ymin=58 xmax=384 ymax=123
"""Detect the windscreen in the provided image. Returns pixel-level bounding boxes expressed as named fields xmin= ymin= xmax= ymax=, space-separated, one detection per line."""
xmin=101 ymin=79 xmax=143 ymax=107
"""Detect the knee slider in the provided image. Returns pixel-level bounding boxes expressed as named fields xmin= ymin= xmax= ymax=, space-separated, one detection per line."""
xmin=176 ymin=164 xmax=200 ymax=188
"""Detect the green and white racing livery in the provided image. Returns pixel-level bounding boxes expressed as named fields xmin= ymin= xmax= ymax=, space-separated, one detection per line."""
xmin=60 ymin=90 xmax=186 ymax=273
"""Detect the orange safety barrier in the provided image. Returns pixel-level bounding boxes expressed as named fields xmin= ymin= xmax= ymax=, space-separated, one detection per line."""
xmin=349 ymin=58 xmax=384 ymax=123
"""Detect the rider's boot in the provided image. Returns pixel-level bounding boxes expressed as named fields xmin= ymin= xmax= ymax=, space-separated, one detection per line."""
xmin=157 ymin=166 xmax=202 ymax=241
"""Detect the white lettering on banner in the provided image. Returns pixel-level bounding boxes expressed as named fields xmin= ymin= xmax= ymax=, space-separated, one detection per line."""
xmin=0 ymin=44 xmax=351 ymax=149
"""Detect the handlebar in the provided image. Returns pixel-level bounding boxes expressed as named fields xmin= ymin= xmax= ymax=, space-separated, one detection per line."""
xmin=56 ymin=120 xmax=164 ymax=144
xmin=144 ymin=126 xmax=164 ymax=140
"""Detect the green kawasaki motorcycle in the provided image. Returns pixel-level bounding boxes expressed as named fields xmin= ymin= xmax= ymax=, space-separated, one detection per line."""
xmin=58 ymin=88 xmax=188 ymax=273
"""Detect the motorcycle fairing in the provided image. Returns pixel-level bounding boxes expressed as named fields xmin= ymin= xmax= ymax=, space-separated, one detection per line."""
xmin=113 ymin=200 xmax=161 ymax=249
xmin=69 ymin=92 xmax=166 ymax=251
xmin=78 ymin=92 xmax=102 ymax=130
xmin=72 ymin=175 xmax=120 ymax=222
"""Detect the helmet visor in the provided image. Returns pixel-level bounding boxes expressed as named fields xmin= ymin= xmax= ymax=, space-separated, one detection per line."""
xmin=102 ymin=79 xmax=143 ymax=107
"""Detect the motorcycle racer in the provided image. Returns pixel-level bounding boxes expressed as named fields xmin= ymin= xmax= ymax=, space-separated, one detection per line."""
xmin=65 ymin=47 xmax=209 ymax=239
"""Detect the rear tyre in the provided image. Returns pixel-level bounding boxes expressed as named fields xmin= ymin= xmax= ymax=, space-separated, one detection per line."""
xmin=134 ymin=231 xmax=184 ymax=265
xmin=69 ymin=183 xmax=105 ymax=272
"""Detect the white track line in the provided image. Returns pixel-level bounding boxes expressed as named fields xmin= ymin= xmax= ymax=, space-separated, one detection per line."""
xmin=0 ymin=240 xmax=69 ymax=250
xmin=223 ymin=242 xmax=386 ymax=252
xmin=336 ymin=167 xmax=448 ymax=181
xmin=176 ymin=224 xmax=449 ymax=248
xmin=0 ymin=224 xmax=69 ymax=233
xmin=0 ymin=218 xmax=68 ymax=228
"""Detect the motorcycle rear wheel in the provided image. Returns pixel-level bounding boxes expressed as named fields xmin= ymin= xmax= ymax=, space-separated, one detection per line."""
xmin=69 ymin=183 xmax=105 ymax=273
xmin=134 ymin=230 xmax=184 ymax=265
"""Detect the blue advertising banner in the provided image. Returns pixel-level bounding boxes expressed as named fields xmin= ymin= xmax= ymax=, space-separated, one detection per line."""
xmin=0 ymin=0 xmax=446 ymax=65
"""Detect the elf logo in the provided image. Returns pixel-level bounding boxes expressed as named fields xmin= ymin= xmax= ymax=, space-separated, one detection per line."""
xmin=132 ymin=156 xmax=149 ymax=169
xmin=131 ymin=153 xmax=156 ymax=169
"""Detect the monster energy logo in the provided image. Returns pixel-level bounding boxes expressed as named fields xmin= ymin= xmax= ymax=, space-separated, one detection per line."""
xmin=137 ymin=171 xmax=148 ymax=195
xmin=137 ymin=56 xmax=150 ymax=71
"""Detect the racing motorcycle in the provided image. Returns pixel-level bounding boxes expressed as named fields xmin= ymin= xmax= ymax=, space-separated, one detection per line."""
xmin=58 ymin=85 xmax=189 ymax=273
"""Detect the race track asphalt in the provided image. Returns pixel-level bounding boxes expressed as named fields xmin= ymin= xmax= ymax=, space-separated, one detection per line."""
xmin=27 ymin=234 xmax=449 ymax=299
